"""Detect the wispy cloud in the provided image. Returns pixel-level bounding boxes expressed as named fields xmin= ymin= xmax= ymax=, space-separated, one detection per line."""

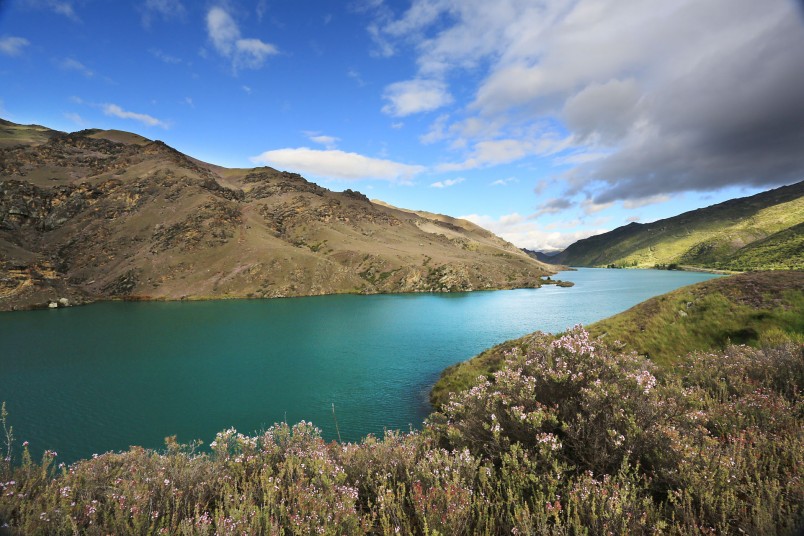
xmin=102 ymin=103 xmax=169 ymax=129
xmin=381 ymin=79 xmax=452 ymax=117
xmin=430 ymin=177 xmax=464 ymax=188
xmin=59 ymin=58 xmax=94 ymax=77
xmin=150 ymin=48 xmax=182 ymax=64
xmin=347 ymin=68 xmax=366 ymax=87
xmin=141 ymin=0 xmax=186 ymax=27
xmin=23 ymin=0 xmax=79 ymax=21
xmin=437 ymin=134 xmax=571 ymax=172
xmin=206 ymin=6 xmax=278 ymax=72
xmin=251 ymin=147 xmax=424 ymax=183
xmin=0 ymin=36 xmax=30 ymax=56
xmin=491 ymin=177 xmax=517 ymax=186
xmin=304 ymin=132 xmax=340 ymax=150
xmin=63 ymin=112 xmax=87 ymax=126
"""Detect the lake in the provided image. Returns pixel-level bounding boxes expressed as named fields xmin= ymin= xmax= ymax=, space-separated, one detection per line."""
xmin=1 ymin=268 xmax=719 ymax=463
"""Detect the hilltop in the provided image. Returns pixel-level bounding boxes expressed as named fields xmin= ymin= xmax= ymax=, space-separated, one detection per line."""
xmin=0 ymin=120 xmax=559 ymax=311
xmin=553 ymin=182 xmax=803 ymax=270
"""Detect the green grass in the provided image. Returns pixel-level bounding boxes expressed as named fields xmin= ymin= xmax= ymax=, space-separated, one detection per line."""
xmin=432 ymin=271 xmax=804 ymax=406
xmin=715 ymin=222 xmax=804 ymax=271
xmin=588 ymin=271 xmax=804 ymax=366
xmin=557 ymin=181 xmax=804 ymax=271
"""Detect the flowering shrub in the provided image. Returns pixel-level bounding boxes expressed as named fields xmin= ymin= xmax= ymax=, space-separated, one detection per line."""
xmin=1 ymin=329 xmax=802 ymax=534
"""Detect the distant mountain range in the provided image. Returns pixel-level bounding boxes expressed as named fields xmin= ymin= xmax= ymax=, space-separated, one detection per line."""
xmin=550 ymin=182 xmax=803 ymax=270
xmin=0 ymin=119 xmax=558 ymax=311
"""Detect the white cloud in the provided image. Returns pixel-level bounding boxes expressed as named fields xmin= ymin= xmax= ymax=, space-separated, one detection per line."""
xmin=102 ymin=103 xmax=169 ymax=129
xmin=250 ymin=147 xmax=425 ymax=183
xmin=430 ymin=177 xmax=464 ymax=188
xmin=305 ymin=132 xmax=340 ymax=150
xmin=371 ymin=0 xmax=804 ymax=203
xmin=59 ymin=58 xmax=94 ymax=77
xmin=381 ymin=79 xmax=453 ymax=116
xmin=0 ymin=36 xmax=30 ymax=56
xmin=206 ymin=6 xmax=278 ymax=71
xmin=491 ymin=177 xmax=518 ymax=186
xmin=438 ymin=134 xmax=571 ymax=171
xmin=461 ymin=212 xmax=607 ymax=252
xmin=420 ymin=113 xmax=449 ymax=144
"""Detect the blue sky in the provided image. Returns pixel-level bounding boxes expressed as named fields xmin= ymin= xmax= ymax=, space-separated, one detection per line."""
xmin=1 ymin=0 xmax=803 ymax=251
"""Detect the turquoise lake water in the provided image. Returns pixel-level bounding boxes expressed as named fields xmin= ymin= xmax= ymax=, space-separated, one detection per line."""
xmin=0 ymin=268 xmax=719 ymax=463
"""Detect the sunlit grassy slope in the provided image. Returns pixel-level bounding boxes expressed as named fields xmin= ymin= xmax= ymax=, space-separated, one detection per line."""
xmin=555 ymin=181 xmax=803 ymax=270
xmin=431 ymin=271 xmax=804 ymax=406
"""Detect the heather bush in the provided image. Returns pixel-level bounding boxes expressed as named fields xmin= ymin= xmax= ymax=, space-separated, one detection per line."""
xmin=1 ymin=328 xmax=801 ymax=535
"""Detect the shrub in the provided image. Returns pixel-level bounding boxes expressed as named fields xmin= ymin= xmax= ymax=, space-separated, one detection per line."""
xmin=1 ymin=329 xmax=802 ymax=534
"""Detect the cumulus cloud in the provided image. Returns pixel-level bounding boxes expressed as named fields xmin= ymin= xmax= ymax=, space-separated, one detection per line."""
xmin=430 ymin=177 xmax=464 ymax=188
xmin=491 ymin=177 xmax=517 ymax=186
xmin=372 ymin=0 xmax=804 ymax=206
xmin=461 ymin=212 xmax=606 ymax=252
xmin=382 ymin=79 xmax=453 ymax=116
xmin=0 ymin=36 xmax=30 ymax=56
xmin=250 ymin=147 xmax=425 ymax=183
xmin=102 ymin=103 xmax=169 ymax=128
xmin=206 ymin=6 xmax=278 ymax=71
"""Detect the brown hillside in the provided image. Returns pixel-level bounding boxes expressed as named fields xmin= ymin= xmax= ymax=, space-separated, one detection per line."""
xmin=0 ymin=120 xmax=558 ymax=311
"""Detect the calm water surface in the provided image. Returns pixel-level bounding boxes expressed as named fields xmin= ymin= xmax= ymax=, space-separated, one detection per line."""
xmin=1 ymin=268 xmax=718 ymax=463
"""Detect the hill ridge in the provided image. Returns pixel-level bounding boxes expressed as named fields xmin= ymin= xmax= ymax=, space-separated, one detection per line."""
xmin=0 ymin=119 xmax=559 ymax=311
xmin=554 ymin=181 xmax=803 ymax=270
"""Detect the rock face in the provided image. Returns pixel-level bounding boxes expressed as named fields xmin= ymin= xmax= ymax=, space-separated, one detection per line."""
xmin=0 ymin=120 xmax=558 ymax=311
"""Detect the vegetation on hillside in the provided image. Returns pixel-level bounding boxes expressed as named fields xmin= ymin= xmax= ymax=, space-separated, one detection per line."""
xmin=0 ymin=120 xmax=555 ymax=312
xmin=589 ymin=271 xmax=804 ymax=366
xmin=1 ymin=327 xmax=802 ymax=535
xmin=432 ymin=271 xmax=803 ymax=406
xmin=554 ymin=181 xmax=803 ymax=271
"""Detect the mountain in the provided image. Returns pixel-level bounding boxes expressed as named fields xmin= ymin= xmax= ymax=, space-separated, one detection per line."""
xmin=0 ymin=120 xmax=559 ymax=311
xmin=553 ymin=182 xmax=804 ymax=270
xmin=522 ymin=248 xmax=562 ymax=264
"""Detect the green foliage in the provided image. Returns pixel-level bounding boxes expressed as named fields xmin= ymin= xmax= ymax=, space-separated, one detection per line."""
xmin=433 ymin=271 xmax=804 ymax=402
xmin=588 ymin=271 xmax=804 ymax=366
xmin=557 ymin=182 xmax=804 ymax=270
xmin=1 ymin=328 xmax=802 ymax=535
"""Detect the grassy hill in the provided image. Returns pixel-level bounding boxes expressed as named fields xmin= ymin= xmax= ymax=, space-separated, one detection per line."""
xmin=554 ymin=182 xmax=804 ymax=270
xmin=431 ymin=270 xmax=804 ymax=406
xmin=0 ymin=119 xmax=560 ymax=311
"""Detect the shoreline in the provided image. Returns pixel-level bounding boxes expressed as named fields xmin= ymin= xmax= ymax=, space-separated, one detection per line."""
xmin=0 ymin=276 xmax=575 ymax=313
